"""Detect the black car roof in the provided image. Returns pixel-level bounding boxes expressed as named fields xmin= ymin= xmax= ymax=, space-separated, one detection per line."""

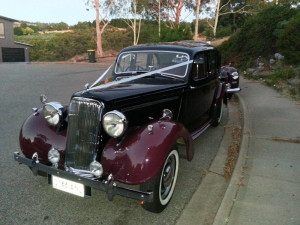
xmin=120 ymin=41 xmax=215 ymax=58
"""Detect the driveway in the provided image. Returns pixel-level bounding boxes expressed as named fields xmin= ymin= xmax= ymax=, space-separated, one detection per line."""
xmin=0 ymin=63 xmax=227 ymax=225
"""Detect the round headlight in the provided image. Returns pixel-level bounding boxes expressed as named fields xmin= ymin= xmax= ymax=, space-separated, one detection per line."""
xmin=90 ymin=160 xmax=103 ymax=178
xmin=43 ymin=102 xmax=63 ymax=126
xmin=231 ymin=72 xmax=239 ymax=79
xmin=48 ymin=148 xmax=60 ymax=164
xmin=102 ymin=110 xmax=127 ymax=138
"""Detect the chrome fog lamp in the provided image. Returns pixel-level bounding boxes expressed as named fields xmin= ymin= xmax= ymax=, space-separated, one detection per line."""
xmin=231 ymin=72 xmax=239 ymax=80
xmin=102 ymin=110 xmax=128 ymax=138
xmin=43 ymin=102 xmax=63 ymax=126
xmin=48 ymin=148 xmax=60 ymax=164
xmin=90 ymin=160 xmax=103 ymax=178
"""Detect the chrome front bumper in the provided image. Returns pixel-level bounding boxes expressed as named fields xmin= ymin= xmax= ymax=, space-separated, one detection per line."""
xmin=14 ymin=152 xmax=153 ymax=203
xmin=226 ymin=87 xmax=241 ymax=93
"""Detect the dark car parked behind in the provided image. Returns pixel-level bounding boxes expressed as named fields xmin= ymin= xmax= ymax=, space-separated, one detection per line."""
xmin=221 ymin=63 xmax=241 ymax=98
xmin=14 ymin=41 xmax=226 ymax=213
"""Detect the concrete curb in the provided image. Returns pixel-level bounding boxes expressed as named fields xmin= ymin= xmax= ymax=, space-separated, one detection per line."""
xmin=212 ymin=93 xmax=250 ymax=225
xmin=176 ymin=96 xmax=243 ymax=225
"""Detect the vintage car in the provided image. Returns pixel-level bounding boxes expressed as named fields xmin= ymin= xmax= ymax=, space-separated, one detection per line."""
xmin=14 ymin=41 xmax=226 ymax=213
xmin=220 ymin=63 xmax=241 ymax=98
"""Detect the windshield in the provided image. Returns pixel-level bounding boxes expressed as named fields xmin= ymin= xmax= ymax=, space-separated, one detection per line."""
xmin=115 ymin=51 xmax=190 ymax=78
xmin=86 ymin=51 xmax=193 ymax=92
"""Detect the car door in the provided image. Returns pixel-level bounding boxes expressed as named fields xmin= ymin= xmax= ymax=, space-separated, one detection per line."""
xmin=182 ymin=51 xmax=218 ymax=132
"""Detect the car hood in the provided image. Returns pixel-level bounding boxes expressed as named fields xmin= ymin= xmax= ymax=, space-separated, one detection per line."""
xmin=73 ymin=80 xmax=185 ymax=103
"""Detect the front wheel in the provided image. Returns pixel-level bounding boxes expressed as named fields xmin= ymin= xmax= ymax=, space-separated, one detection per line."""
xmin=140 ymin=149 xmax=179 ymax=213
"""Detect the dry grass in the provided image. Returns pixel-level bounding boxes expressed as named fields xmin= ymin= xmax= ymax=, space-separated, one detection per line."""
xmin=271 ymin=136 xmax=300 ymax=144
xmin=210 ymin=36 xmax=230 ymax=47
xmin=224 ymin=126 xmax=242 ymax=179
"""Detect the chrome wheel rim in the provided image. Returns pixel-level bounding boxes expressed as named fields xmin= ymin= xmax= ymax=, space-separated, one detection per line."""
xmin=159 ymin=150 xmax=179 ymax=205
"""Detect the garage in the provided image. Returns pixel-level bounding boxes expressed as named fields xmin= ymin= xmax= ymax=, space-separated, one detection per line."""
xmin=2 ymin=47 xmax=25 ymax=62
xmin=0 ymin=15 xmax=31 ymax=62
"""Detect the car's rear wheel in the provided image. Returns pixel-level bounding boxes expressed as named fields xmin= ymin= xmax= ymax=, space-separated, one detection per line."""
xmin=211 ymin=101 xmax=223 ymax=127
xmin=140 ymin=148 xmax=179 ymax=213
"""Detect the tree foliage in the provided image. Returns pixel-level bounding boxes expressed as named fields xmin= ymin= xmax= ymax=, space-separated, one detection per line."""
xmin=218 ymin=4 xmax=299 ymax=68
xmin=159 ymin=22 xmax=193 ymax=41
xmin=275 ymin=10 xmax=300 ymax=64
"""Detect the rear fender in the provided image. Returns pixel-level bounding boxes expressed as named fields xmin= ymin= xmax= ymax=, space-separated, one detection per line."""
xmin=101 ymin=119 xmax=193 ymax=185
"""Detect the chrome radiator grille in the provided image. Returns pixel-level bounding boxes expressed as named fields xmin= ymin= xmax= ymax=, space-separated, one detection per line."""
xmin=65 ymin=97 xmax=104 ymax=170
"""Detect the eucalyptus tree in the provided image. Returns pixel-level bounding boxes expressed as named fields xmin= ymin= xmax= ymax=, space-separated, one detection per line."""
xmin=147 ymin=0 xmax=194 ymax=29
xmin=206 ymin=0 xmax=255 ymax=37
xmin=194 ymin=0 xmax=202 ymax=39
xmin=86 ymin=0 xmax=117 ymax=56
xmin=118 ymin=0 xmax=148 ymax=45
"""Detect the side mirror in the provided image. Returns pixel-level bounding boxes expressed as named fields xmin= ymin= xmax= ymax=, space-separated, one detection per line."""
xmin=85 ymin=83 xmax=90 ymax=89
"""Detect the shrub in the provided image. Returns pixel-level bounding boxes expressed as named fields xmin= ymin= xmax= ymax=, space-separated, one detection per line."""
xmin=159 ymin=23 xmax=193 ymax=42
xmin=276 ymin=11 xmax=300 ymax=64
xmin=218 ymin=4 xmax=298 ymax=68
xmin=216 ymin=26 xmax=231 ymax=38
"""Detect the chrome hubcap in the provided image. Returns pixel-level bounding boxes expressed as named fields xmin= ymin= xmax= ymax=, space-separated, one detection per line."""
xmin=161 ymin=155 xmax=175 ymax=199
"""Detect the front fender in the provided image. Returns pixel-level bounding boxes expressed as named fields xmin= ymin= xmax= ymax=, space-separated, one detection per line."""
xmin=101 ymin=119 xmax=193 ymax=185
xmin=19 ymin=109 xmax=66 ymax=165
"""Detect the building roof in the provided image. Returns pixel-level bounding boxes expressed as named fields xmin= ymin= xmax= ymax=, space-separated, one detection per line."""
xmin=0 ymin=15 xmax=18 ymax=22
xmin=14 ymin=41 xmax=33 ymax=47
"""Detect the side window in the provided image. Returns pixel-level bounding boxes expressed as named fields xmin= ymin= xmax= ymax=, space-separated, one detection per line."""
xmin=208 ymin=51 xmax=217 ymax=76
xmin=0 ymin=23 xmax=5 ymax=39
xmin=146 ymin=54 xmax=159 ymax=70
xmin=192 ymin=53 xmax=207 ymax=81
xmin=116 ymin=53 xmax=136 ymax=72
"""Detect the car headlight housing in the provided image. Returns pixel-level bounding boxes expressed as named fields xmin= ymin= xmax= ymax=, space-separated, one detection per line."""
xmin=48 ymin=148 xmax=60 ymax=165
xmin=102 ymin=110 xmax=128 ymax=138
xmin=43 ymin=102 xmax=63 ymax=126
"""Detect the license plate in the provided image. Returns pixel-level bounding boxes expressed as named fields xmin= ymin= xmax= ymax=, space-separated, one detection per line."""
xmin=52 ymin=176 xmax=85 ymax=197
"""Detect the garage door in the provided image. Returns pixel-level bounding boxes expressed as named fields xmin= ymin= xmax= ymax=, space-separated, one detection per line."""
xmin=2 ymin=48 xmax=25 ymax=62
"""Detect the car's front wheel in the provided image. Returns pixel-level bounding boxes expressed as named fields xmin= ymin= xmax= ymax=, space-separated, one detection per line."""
xmin=140 ymin=148 xmax=179 ymax=213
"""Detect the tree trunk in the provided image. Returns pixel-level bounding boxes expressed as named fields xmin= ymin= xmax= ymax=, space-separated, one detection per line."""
xmin=95 ymin=0 xmax=103 ymax=56
xmin=213 ymin=0 xmax=221 ymax=37
xmin=169 ymin=0 xmax=183 ymax=25
xmin=194 ymin=0 xmax=201 ymax=40
xmin=158 ymin=0 xmax=161 ymax=38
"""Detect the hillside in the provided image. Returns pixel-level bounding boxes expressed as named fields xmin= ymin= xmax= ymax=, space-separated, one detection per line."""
xmin=217 ymin=4 xmax=300 ymax=101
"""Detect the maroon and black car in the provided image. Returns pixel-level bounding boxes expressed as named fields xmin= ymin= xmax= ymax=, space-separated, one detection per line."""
xmin=14 ymin=41 xmax=226 ymax=213
xmin=221 ymin=64 xmax=241 ymax=98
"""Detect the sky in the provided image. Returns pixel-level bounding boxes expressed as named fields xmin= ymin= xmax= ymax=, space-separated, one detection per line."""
xmin=0 ymin=0 xmax=199 ymax=26
xmin=0 ymin=0 xmax=97 ymax=25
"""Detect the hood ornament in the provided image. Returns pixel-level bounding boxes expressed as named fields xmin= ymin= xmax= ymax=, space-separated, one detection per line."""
xmin=40 ymin=94 xmax=47 ymax=104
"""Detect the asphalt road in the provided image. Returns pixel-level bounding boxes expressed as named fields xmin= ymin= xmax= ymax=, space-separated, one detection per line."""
xmin=0 ymin=63 xmax=227 ymax=225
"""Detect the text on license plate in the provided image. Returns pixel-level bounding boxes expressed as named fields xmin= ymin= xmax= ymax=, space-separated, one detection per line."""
xmin=52 ymin=176 xmax=85 ymax=197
